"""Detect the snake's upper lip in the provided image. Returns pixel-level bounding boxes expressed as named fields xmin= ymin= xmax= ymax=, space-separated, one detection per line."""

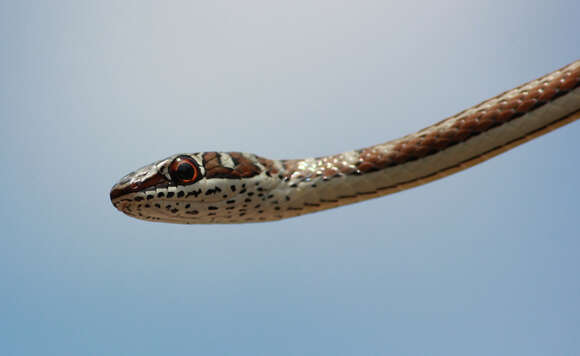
xmin=110 ymin=172 xmax=168 ymax=201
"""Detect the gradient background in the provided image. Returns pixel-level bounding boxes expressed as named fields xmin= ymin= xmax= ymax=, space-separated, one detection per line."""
xmin=2 ymin=1 xmax=579 ymax=355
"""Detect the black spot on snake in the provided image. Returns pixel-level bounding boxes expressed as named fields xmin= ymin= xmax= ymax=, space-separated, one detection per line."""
xmin=205 ymin=186 xmax=222 ymax=195
xmin=186 ymin=189 xmax=202 ymax=198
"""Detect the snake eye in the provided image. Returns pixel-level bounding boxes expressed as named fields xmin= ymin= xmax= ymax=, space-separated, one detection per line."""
xmin=169 ymin=156 xmax=200 ymax=184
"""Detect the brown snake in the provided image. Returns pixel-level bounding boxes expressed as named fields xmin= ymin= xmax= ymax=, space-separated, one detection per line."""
xmin=111 ymin=60 xmax=580 ymax=224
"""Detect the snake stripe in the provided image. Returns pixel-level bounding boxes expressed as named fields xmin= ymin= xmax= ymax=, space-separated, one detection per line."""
xmin=111 ymin=60 xmax=580 ymax=224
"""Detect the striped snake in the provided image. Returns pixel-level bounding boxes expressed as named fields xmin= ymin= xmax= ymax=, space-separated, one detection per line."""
xmin=111 ymin=60 xmax=580 ymax=224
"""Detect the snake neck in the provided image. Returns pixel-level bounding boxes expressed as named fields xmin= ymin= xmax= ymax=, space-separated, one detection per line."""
xmin=275 ymin=60 xmax=580 ymax=217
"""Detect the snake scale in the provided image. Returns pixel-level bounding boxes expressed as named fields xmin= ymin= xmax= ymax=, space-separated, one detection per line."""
xmin=111 ymin=60 xmax=580 ymax=224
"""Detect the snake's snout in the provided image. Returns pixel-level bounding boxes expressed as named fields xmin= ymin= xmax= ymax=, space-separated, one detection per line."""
xmin=110 ymin=162 xmax=169 ymax=202
xmin=110 ymin=182 xmax=132 ymax=201
xmin=109 ymin=184 xmax=122 ymax=200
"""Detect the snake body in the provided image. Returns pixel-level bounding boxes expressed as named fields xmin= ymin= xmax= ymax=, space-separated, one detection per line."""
xmin=111 ymin=60 xmax=580 ymax=224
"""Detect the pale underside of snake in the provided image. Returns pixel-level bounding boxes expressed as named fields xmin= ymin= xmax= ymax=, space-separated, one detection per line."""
xmin=111 ymin=60 xmax=580 ymax=224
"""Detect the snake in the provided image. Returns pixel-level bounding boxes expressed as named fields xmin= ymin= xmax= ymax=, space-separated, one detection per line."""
xmin=111 ymin=60 xmax=580 ymax=224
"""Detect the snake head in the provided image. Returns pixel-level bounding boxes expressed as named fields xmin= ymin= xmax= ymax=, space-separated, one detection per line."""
xmin=110 ymin=152 xmax=286 ymax=224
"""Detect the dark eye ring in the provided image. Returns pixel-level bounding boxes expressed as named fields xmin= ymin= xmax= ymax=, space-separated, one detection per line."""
xmin=169 ymin=156 xmax=200 ymax=184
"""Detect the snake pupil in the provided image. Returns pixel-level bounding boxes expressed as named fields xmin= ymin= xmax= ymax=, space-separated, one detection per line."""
xmin=177 ymin=162 xmax=195 ymax=180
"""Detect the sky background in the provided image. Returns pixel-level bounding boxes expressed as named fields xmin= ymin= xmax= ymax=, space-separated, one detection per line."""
xmin=1 ymin=1 xmax=579 ymax=355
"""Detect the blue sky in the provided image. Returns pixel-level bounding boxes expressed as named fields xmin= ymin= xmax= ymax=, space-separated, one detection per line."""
xmin=1 ymin=1 xmax=579 ymax=355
